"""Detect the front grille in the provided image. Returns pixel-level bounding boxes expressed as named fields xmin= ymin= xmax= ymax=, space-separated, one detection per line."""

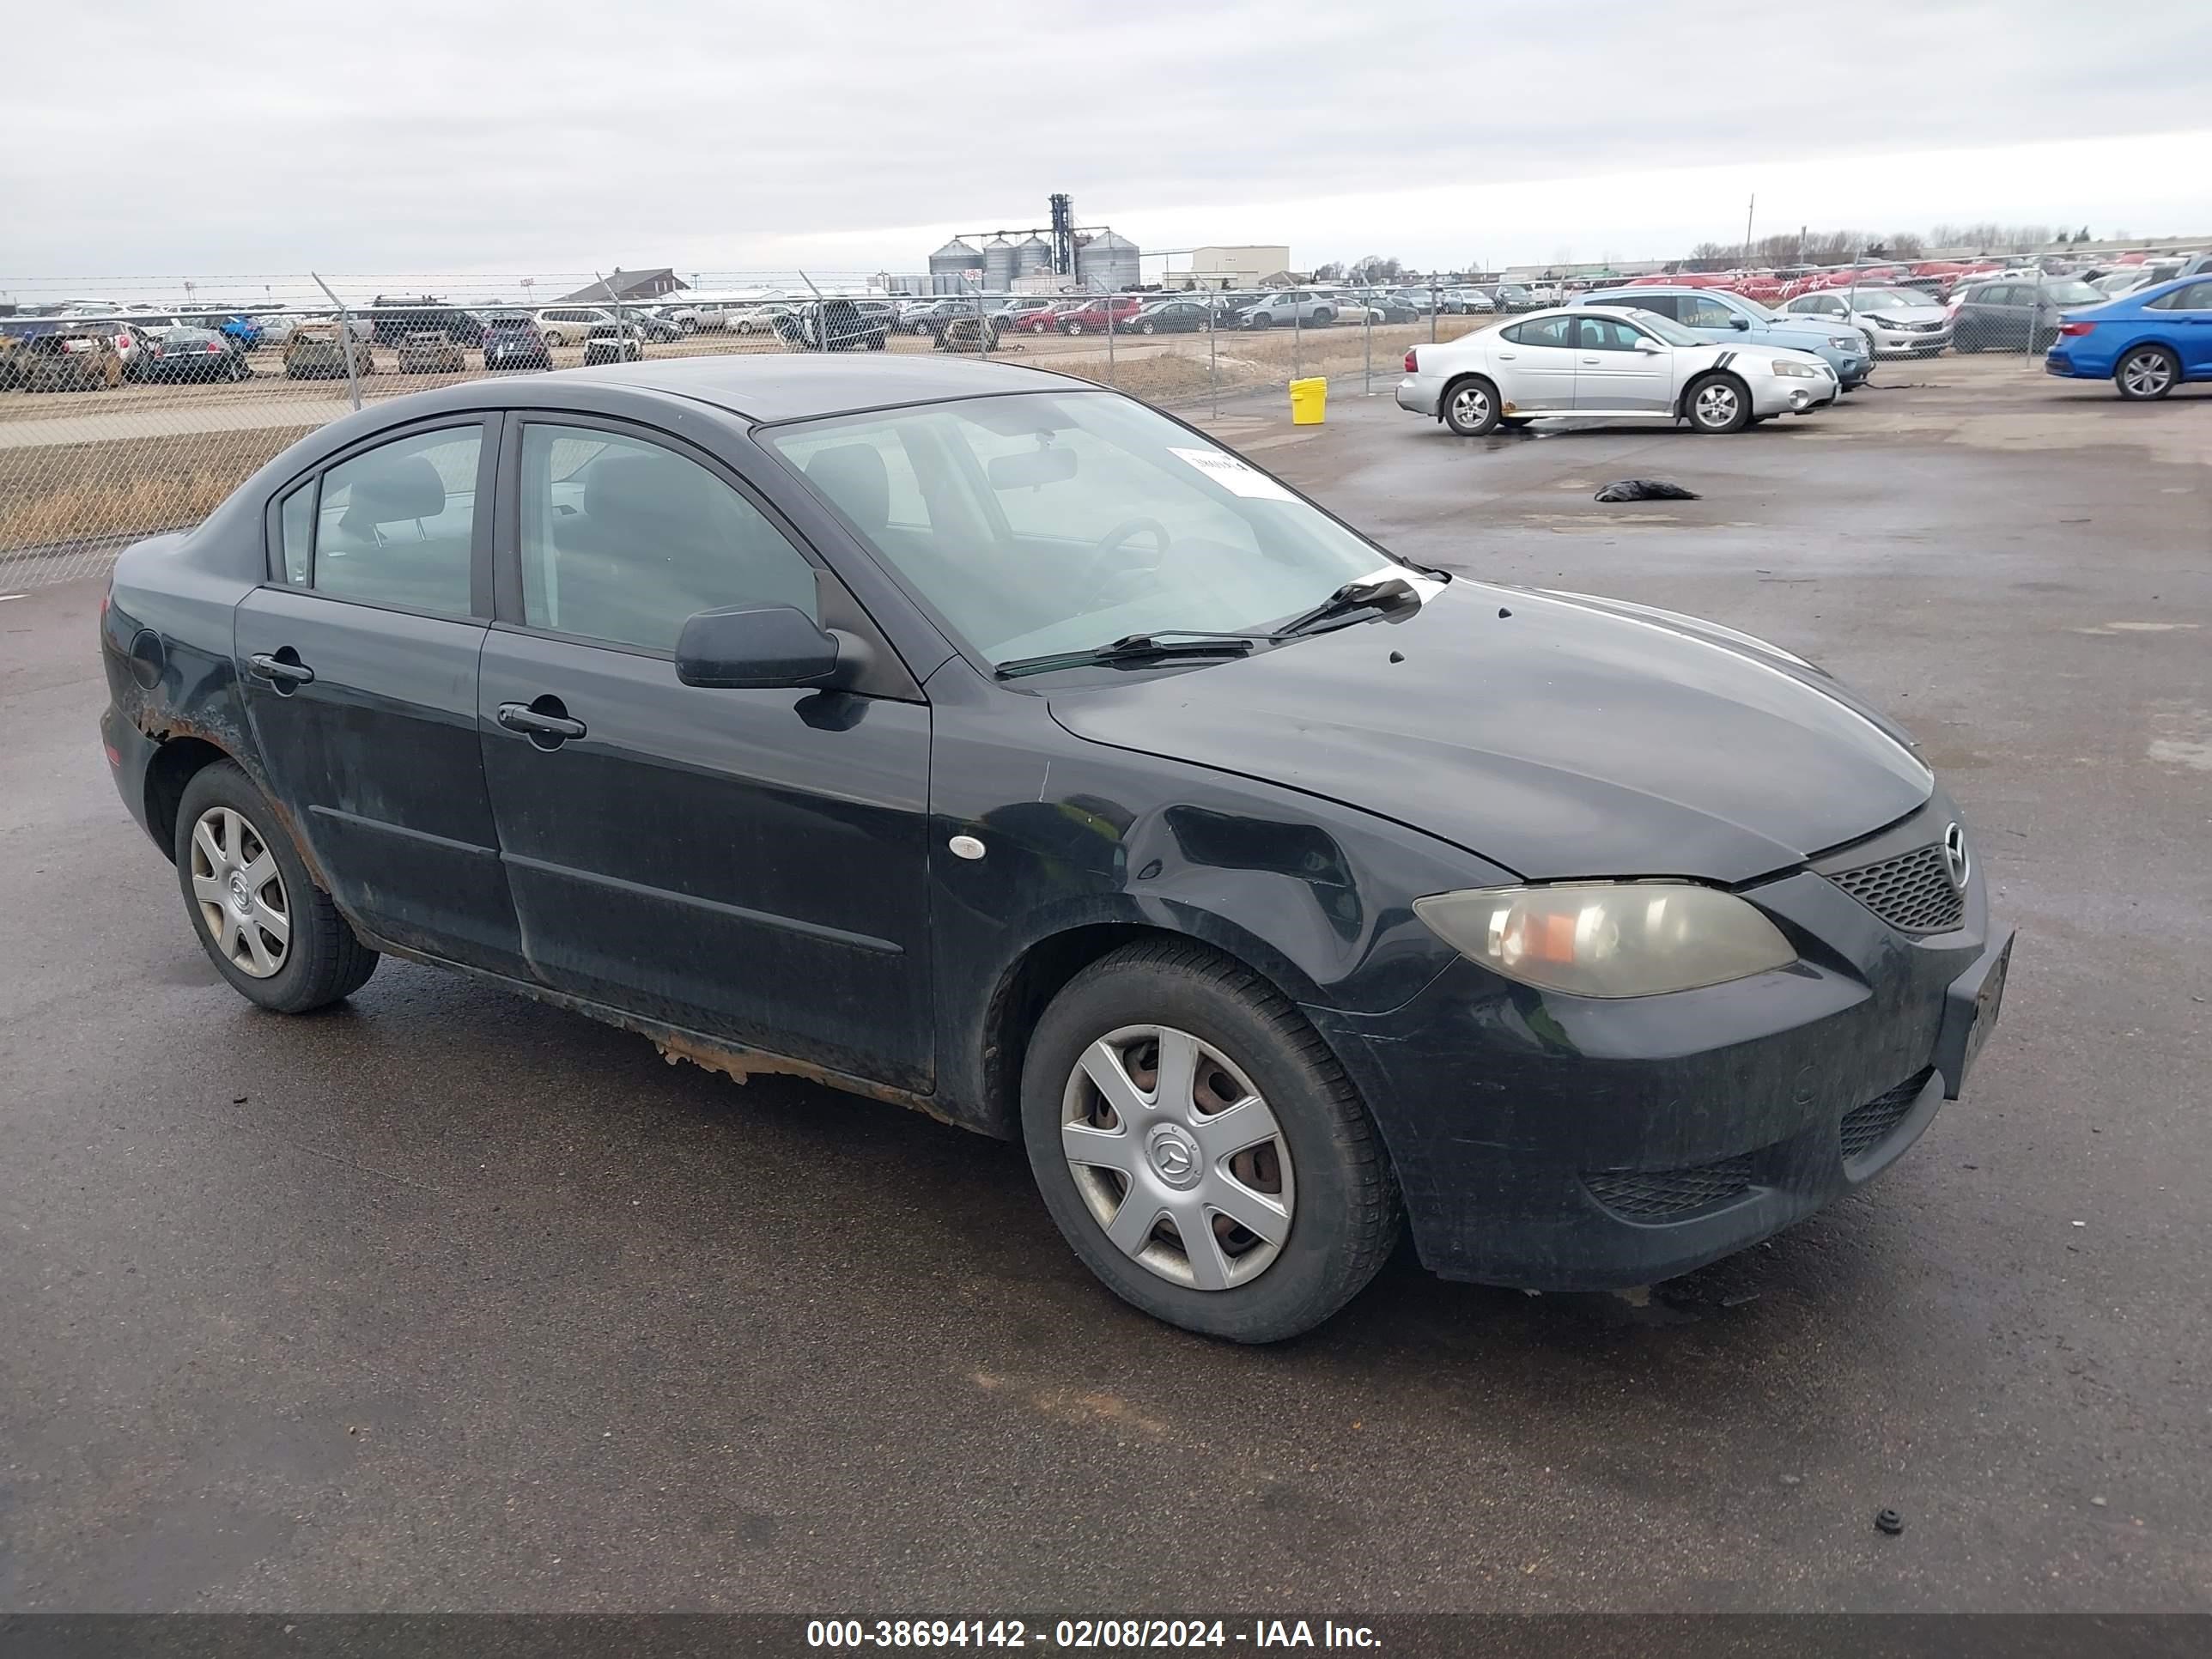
xmin=1584 ymin=1155 xmax=1756 ymax=1222
xmin=1826 ymin=842 xmax=1964 ymax=934
xmin=1840 ymin=1068 xmax=1935 ymax=1161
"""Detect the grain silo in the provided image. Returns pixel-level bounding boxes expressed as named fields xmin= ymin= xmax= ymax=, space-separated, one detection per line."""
xmin=982 ymin=236 xmax=1015 ymax=290
xmin=1075 ymin=229 xmax=1140 ymax=293
xmin=927 ymin=238 xmax=984 ymax=295
xmin=1013 ymin=234 xmax=1053 ymax=282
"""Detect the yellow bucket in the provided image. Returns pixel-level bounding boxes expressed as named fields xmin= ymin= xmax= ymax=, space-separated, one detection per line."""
xmin=1289 ymin=376 xmax=1328 ymax=425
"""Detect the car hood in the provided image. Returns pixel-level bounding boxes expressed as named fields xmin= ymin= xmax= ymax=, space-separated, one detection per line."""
xmin=1044 ymin=580 xmax=1933 ymax=884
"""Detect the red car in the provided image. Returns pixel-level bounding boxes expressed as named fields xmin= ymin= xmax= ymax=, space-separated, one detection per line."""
xmin=1054 ymin=296 xmax=1144 ymax=335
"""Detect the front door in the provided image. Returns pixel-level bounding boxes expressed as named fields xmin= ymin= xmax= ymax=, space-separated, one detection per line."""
xmin=1571 ymin=313 xmax=1675 ymax=411
xmin=477 ymin=417 xmax=934 ymax=1091
xmin=1492 ymin=314 xmax=1579 ymax=411
xmin=234 ymin=417 xmax=529 ymax=976
xmin=2166 ymin=280 xmax=2212 ymax=374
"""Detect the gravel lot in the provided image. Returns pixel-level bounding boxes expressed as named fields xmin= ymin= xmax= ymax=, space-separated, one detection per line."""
xmin=2 ymin=359 xmax=2207 ymax=1613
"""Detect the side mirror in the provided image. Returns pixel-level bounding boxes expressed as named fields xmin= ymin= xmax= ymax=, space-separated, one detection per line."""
xmin=1635 ymin=337 xmax=1663 ymax=353
xmin=1729 ymin=314 xmax=1752 ymax=331
xmin=676 ymin=605 xmax=855 ymax=690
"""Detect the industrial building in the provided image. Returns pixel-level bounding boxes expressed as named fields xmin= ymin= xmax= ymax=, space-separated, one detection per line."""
xmin=927 ymin=195 xmax=1142 ymax=294
xmin=1181 ymin=246 xmax=1292 ymax=289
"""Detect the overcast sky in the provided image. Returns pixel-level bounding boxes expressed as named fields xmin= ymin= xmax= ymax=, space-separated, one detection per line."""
xmin=7 ymin=0 xmax=2209 ymax=295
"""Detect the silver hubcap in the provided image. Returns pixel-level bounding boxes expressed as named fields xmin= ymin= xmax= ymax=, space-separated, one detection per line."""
xmin=1449 ymin=386 xmax=1490 ymax=428
xmin=1060 ymin=1024 xmax=1296 ymax=1291
xmin=1696 ymin=383 xmax=1740 ymax=426
xmin=2122 ymin=353 xmax=2172 ymax=396
xmin=189 ymin=806 xmax=290 ymax=979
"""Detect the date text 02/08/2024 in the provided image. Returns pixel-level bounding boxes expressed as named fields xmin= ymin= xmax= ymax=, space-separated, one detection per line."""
xmin=805 ymin=1619 xmax=1382 ymax=1649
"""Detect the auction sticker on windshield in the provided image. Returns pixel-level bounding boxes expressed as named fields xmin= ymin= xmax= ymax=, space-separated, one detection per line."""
xmin=1169 ymin=447 xmax=1297 ymax=501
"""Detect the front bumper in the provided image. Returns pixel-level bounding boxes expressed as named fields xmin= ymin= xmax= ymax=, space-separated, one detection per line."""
xmin=1307 ymin=812 xmax=2008 ymax=1289
xmin=1868 ymin=326 xmax=1952 ymax=356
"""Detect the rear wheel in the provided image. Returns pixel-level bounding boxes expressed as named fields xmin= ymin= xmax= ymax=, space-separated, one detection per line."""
xmin=1442 ymin=376 xmax=1500 ymax=436
xmin=2116 ymin=345 xmax=2179 ymax=400
xmin=1686 ymin=372 xmax=1751 ymax=434
xmin=173 ymin=761 xmax=378 ymax=1013
xmin=1020 ymin=940 xmax=1401 ymax=1342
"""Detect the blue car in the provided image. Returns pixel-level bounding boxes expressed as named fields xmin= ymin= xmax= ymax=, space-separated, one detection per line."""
xmin=2044 ymin=275 xmax=2212 ymax=400
xmin=1577 ymin=286 xmax=1873 ymax=389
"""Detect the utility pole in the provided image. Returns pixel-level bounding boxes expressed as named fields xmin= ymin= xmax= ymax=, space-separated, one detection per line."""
xmin=1743 ymin=194 xmax=1756 ymax=264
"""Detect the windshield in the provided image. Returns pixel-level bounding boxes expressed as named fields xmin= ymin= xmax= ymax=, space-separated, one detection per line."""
xmin=1732 ymin=295 xmax=1780 ymax=321
xmin=2045 ymin=280 xmax=2104 ymax=306
xmin=1626 ymin=312 xmax=1705 ymax=347
xmin=766 ymin=392 xmax=1407 ymax=668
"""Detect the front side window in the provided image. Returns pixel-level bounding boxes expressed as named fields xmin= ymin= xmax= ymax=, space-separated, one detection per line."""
xmin=517 ymin=423 xmax=817 ymax=654
xmin=1574 ymin=316 xmax=1648 ymax=351
xmin=307 ymin=426 xmax=482 ymax=617
xmin=1679 ymin=296 xmax=1737 ymax=329
xmin=767 ymin=392 xmax=1400 ymax=669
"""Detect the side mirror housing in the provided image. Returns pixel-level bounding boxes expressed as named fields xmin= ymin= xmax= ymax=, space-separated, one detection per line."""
xmin=1635 ymin=337 xmax=1663 ymax=353
xmin=1729 ymin=314 xmax=1752 ymax=331
xmin=675 ymin=605 xmax=859 ymax=690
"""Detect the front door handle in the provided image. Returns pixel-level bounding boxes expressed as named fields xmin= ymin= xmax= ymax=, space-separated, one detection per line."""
xmin=497 ymin=699 xmax=586 ymax=744
xmin=247 ymin=650 xmax=314 ymax=688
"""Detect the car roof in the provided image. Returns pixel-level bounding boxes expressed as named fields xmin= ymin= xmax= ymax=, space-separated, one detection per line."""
xmin=554 ymin=350 xmax=1087 ymax=422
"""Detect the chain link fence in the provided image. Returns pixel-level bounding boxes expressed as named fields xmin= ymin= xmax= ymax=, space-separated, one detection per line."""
xmin=0 ymin=272 xmax=1492 ymax=591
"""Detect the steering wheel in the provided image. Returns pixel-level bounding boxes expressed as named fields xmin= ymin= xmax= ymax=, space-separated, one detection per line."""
xmin=1073 ymin=516 xmax=1171 ymax=610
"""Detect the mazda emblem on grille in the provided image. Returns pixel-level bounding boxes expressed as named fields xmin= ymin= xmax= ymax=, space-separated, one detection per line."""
xmin=1942 ymin=823 xmax=1970 ymax=890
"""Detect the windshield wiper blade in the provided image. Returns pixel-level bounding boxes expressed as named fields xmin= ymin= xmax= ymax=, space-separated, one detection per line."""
xmin=994 ymin=631 xmax=1259 ymax=680
xmin=1268 ymin=575 xmax=1421 ymax=641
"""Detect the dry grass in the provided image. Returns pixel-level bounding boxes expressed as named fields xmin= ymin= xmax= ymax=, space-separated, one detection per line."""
xmin=1052 ymin=316 xmax=1490 ymax=407
xmin=0 ymin=428 xmax=316 ymax=555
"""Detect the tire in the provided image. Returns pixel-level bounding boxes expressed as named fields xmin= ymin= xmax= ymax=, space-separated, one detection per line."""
xmin=173 ymin=760 xmax=378 ymax=1014
xmin=1139 ymin=321 xmax=1157 ymax=335
xmin=1441 ymin=375 xmax=1501 ymax=436
xmin=2116 ymin=344 xmax=2179 ymax=401
xmin=1020 ymin=939 xmax=1401 ymax=1343
xmin=1065 ymin=322 xmax=1084 ymax=335
xmin=1251 ymin=314 xmax=1273 ymax=329
xmin=1685 ymin=372 xmax=1752 ymax=434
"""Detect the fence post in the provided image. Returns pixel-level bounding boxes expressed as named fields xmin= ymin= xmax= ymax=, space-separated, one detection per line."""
xmin=311 ymin=271 xmax=362 ymax=411
xmin=974 ymin=283 xmax=987 ymax=359
xmin=1105 ymin=293 xmax=1116 ymax=384
xmin=1364 ymin=302 xmax=1372 ymax=396
xmin=1430 ymin=277 xmax=1439 ymax=344
xmin=1208 ymin=300 xmax=1218 ymax=421
xmin=1291 ymin=301 xmax=1301 ymax=386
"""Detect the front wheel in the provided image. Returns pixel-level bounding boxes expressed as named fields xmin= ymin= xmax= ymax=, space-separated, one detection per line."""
xmin=1139 ymin=321 xmax=1157 ymax=335
xmin=173 ymin=760 xmax=378 ymax=1013
xmin=1686 ymin=373 xmax=1752 ymax=434
xmin=1021 ymin=940 xmax=1401 ymax=1342
xmin=2116 ymin=345 xmax=2179 ymax=400
xmin=1442 ymin=376 xmax=1500 ymax=436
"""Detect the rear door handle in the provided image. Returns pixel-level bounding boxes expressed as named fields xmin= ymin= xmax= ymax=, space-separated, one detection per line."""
xmin=246 ymin=651 xmax=314 ymax=687
xmin=497 ymin=700 xmax=586 ymax=742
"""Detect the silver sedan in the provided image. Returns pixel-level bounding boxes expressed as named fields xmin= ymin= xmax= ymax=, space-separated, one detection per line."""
xmin=1781 ymin=286 xmax=1953 ymax=357
xmin=1395 ymin=307 xmax=1838 ymax=435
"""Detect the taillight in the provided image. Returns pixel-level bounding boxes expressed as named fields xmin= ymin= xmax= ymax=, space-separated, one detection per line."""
xmin=1404 ymin=349 xmax=1419 ymax=372
xmin=2058 ymin=320 xmax=2095 ymax=337
xmin=205 ymin=342 xmax=222 ymax=354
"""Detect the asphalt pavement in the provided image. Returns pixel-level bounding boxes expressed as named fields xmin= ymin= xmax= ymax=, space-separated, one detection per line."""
xmin=2 ymin=364 xmax=2208 ymax=1613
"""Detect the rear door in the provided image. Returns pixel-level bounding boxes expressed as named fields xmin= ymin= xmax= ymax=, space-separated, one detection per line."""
xmin=477 ymin=416 xmax=935 ymax=1091
xmin=2154 ymin=281 xmax=2212 ymax=374
xmin=1492 ymin=314 xmax=1579 ymax=410
xmin=234 ymin=416 xmax=529 ymax=976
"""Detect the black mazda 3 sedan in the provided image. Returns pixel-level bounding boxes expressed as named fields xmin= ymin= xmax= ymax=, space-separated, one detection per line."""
xmin=99 ymin=356 xmax=2011 ymax=1341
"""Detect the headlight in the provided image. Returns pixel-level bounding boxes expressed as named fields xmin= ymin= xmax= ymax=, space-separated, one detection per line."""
xmin=1828 ymin=335 xmax=1861 ymax=351
xmin=1413 ymin=883 xmax=1796 ymax=999
xmin=1769 ymin=358 xmax=1820 ymax=378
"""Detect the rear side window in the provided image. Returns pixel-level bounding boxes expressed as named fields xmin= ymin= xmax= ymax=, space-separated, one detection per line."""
xmin=1502 ymin=315 xmax=1573 ymax=347
xmin=307 ymin=426 xmax=483 ymax=617
xmin=1612 ymin=294 xmax=1677 ymax=321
